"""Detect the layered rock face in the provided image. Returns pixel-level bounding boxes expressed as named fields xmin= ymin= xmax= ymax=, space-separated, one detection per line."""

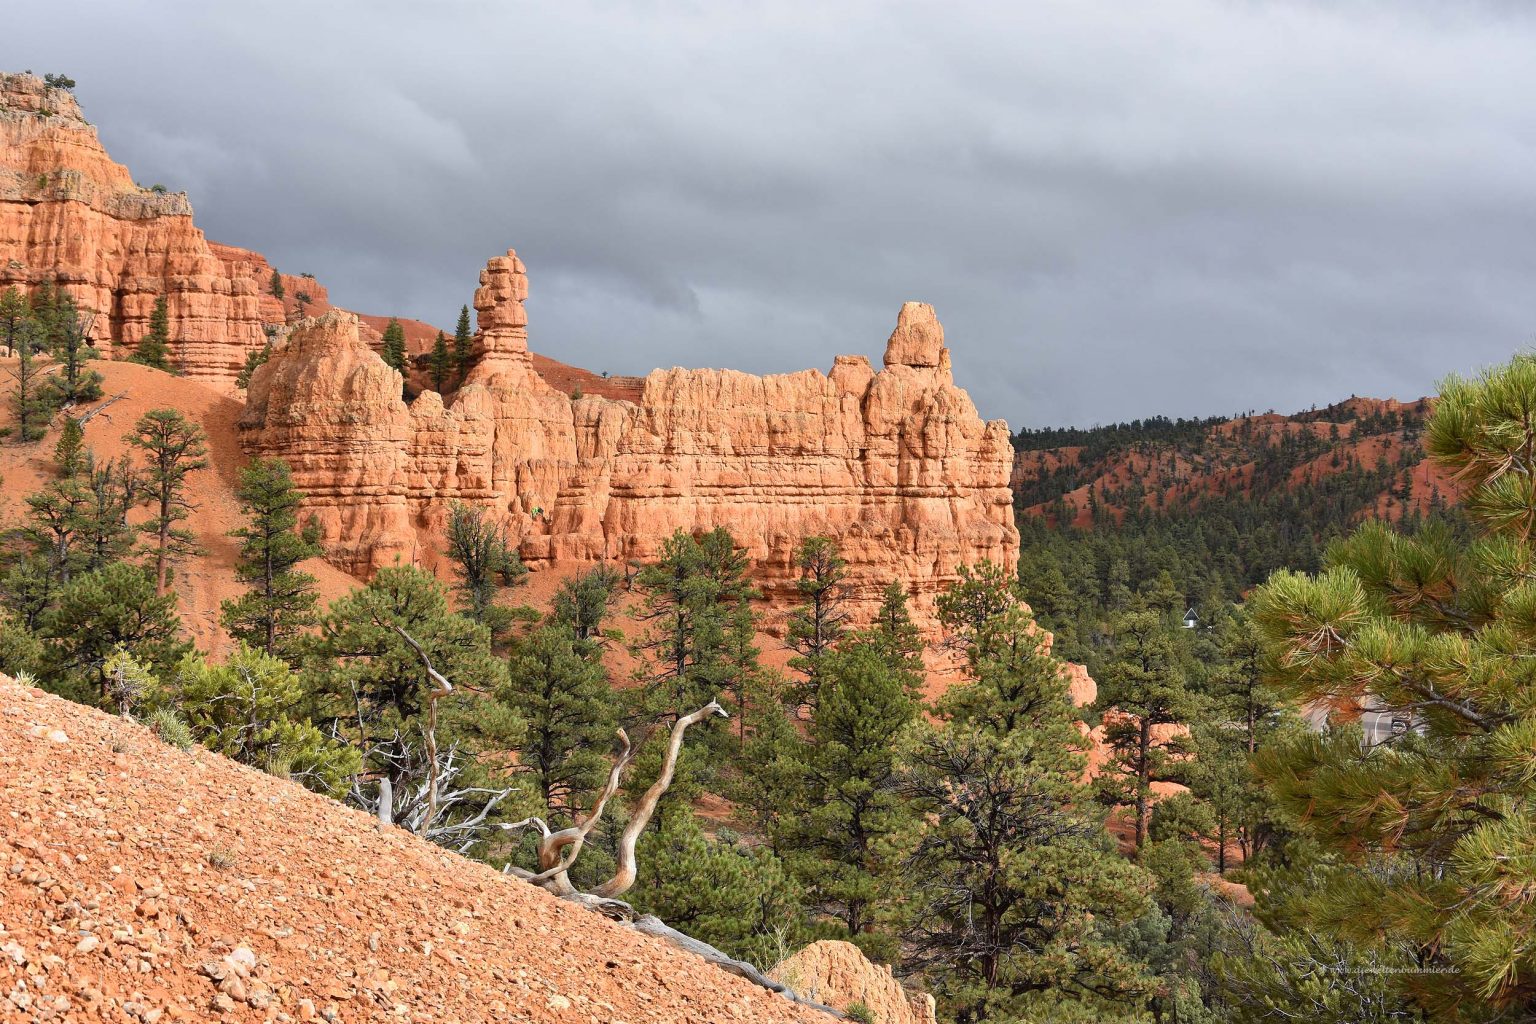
xmin=770 ymin=941 xmax=936 ymax=1024
xmin=0 ymin=72 xmax=272 ymax=390
xmin=241 ymin=250 xmax=1019 ymax=628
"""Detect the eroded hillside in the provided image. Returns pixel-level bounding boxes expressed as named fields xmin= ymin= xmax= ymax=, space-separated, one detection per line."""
xmin=0 ymin=675 xmax=829 ymax=1023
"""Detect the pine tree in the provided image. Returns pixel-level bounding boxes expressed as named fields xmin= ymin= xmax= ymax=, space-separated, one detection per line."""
xmin=1249 ymin=352 xmax=1536 ymax=1014
xmin=777 ymin=639 xmax=917 ymax=959
xmin=785 ymin=535 xmax=848 ymax=704
xmin=936 ymin=560 xmax=1021 ymax=664
xmin=6 ymin=317 xmax=53 ymax=443
xmin=453 ymin=304 xmax=474 ymax=381
xmin=306 ymin=565 xmax=509 ymax=802
xmin=236 ymin=338 xmax=273 ymax=390
xmin=40 ymin=562 xmax=190 ymax=705
xmin=381 ymin=318 xmax=407 ymax=376
xmin=629 ymin=814 xmax=808 ymax=967
xmin=723 ymin=664 xmax=803 ymax=841
xmin=21 ymin=472 xmax=90 ymax=585
xmin=550 ymin=565 xmax=622 ymax=642
xmin=444 ymin=501 xmax=527 ymax=634
xmin=131 ymin=295 xmax=172 ymax=371
xmin=498 ymin=624 xmax=617 ymax=820
xmin=429 ymin=330 xmax=452 ymax=393
xmin=75 ymin=452 xmax=140 ymax=575
xmin=174 ymin=644 xmax=359 ymax=797
xmin=1094 ymin=607 xmax=1200 ymax=850
xmin=866 ymin=581 xmax=926 ymax=689
xmin=40 ymin=298 xmax=103 ymax=407
xmin=630 ymin=527 xmax=756 ymax=717
xmin=902 ymin=574 xmax=1156 ymax=1021
xmin=52 ymin=417 xmax=84 ymax=478
xmin=128 ymin=409 xmax=208 ymax=595
xmin=0 ymin=286 xmax=28 ymax=356
xmin=219 ymin=458 xmax=322 ymax=662
xmin=268 ymin=269 xmax=284 ymax=300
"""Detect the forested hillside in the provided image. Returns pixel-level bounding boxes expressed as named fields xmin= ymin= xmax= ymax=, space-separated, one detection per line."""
xmin=1011 ymin=397 xmax=1461 ymax=676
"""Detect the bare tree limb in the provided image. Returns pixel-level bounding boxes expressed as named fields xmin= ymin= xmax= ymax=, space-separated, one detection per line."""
xmin=77 ymin=393 xmax=126 ymax=426
xmin=592 ymin=700 xmax=727 ymax=898
xmin=392 ymin=625 xmax=455 ymax=834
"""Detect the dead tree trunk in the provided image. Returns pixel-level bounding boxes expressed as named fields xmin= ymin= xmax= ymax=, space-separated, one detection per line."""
xmin=393 ymin=625 xmax=454 ymax=836
xmin=500 ymin=700 xmax=840 ymax=1015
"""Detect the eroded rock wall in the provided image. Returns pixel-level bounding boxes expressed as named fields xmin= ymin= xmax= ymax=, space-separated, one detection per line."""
xmin=0 ymin=72 xmax=271 ymax=389
xmin=240 ymin=250 xmax=1019 ymax=629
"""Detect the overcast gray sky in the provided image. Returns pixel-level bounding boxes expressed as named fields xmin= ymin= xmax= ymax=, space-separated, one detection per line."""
xmin=9 ymin=1 xmax=1535 ymax=426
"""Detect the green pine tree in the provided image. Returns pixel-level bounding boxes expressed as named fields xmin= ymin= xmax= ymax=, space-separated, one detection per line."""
xmin=52 ymin=416 xmax=84 ymax=478
xmin=0 ymin=287 xmax=29 ymax=356
xmin=20 ymin=472 xmax=91 ymax=586
xmin=39 ymin=562 xmax=190 ymax=705
xmin=630 ymin=527 xmax=756 ymax=719
xmin=131 ymin=295 xmax=172 ymax=371
xmin=174 ymin=644 xmax=359 ymax=797
xmin=305 ymin=565 xmax=510 ymax=800
xmin=1249 ymin=352 xmax=1536 ymax=1015
xmin=5 ymin=317 xmax=53 ymax=442
xmin=75 ymin=452 xmax=141 ymax=575
xmin=550 ymin=565 xmax=622 ymax=642
xmin=381 ymin=318 xmax=407 ymax=377
xmin=1093 ymin=607 xmax=1200 ymax=850
xmin=902 ymin=574 xmax=1157 ymax=1021
xmin=268 ymin=269 xmax=284 ymax=300
xmin=777 ymin=639 xmax=918 ymax=960
xmin=236 ymin=338 xmax=273 ymax=391
xmin=629 ymin=814 xmax=809 ymax=967
xmin=453 ymin=304 xmax=474 ymax=381
xmin=497 ymin=624 xmax=618 ymax=820
xmin=865 ymin=581 xmax=926 ymax=688
xmin=219 ymin=458 xmax=323 ymax=663
xmin=785 ymin=535 xmax=848 ymax=705
xmin=429 ymin=330 xmax=452 ymax=393
xmin=128 ymin=409 xmax=208 ymax=595
xmin=444 ymin=501 xmax=528 ymax=635
xmin=39 ymin=299 xmax=103 ymax=407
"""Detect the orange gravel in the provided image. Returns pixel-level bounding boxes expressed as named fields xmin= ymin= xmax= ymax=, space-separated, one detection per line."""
xmin=0 ymin=676 xmax=826 ymax=1024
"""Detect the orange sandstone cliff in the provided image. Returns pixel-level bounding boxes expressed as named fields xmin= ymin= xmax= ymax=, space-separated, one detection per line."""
xmin=0 ymin=72 xmax=273 ymax=389
xmin=1 ymin=70 xmax=1020 ymax=632
xmin=239 ymin=251 xmax=1020 ymax=627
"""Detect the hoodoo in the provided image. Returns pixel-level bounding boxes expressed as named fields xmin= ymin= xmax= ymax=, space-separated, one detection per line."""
xmin=240 ymin=249 xmax=1019 ymax=628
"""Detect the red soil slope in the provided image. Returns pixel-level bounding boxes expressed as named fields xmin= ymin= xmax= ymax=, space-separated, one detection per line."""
xmin=0 ymin=676 xmax=825 ymax=1024
xmin=0 ymin=358 xmax=360 ymax=653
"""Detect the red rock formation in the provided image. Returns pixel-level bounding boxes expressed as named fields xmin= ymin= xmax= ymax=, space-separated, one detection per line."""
xmin=0 ymin=72 xmax=271 ymax=389
xmin=240 ymin=250 xmax=1020 ymax=629
xmin=770 ymin=941 xmax=936 ymax=1024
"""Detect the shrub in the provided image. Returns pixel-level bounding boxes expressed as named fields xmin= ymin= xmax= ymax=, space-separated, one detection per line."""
xmin=148 ymin=707 xmax=193 ymax=750
xmin=846 ymin=1003 xmax=874 ymax=1024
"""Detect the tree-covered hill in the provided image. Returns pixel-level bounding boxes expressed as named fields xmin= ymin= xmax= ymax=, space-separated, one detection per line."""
xmin=1011 ymin=396 xmax=1461 ymax=674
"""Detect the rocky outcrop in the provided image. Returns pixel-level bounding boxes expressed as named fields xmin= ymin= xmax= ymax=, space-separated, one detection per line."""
xmin=770 ymin=941 xmax=935 ymax=1024
xmin=0 ymin=72 xmax=272 ymax=389
xmin=240 ymin=250 xmax=1020 ymax=629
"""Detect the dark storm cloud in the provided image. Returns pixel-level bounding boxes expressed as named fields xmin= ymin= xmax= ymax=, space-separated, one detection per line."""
xmin=8 ymin=1 xmax=1535 ymax=426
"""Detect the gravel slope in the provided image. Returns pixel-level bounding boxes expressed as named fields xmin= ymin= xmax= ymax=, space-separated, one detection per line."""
xmin=0 ymin=676 xmax=824 ymax=1023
